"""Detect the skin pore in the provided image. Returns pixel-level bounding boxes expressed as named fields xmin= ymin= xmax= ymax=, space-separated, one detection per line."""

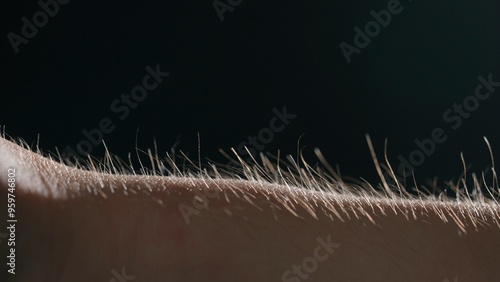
xmin=1 ymin=135 xmax=500 ymax=281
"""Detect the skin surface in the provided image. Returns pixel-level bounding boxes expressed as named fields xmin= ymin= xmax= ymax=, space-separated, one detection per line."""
xmin=1 ymin=136 xmax=500 ymax=281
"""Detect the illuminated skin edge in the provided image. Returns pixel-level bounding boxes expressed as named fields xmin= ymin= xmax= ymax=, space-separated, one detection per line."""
xmin=0 ymin=135 xmax=499 ymax=282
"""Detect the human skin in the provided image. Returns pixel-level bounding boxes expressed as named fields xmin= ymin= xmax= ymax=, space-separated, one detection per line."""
xmin=0 ymin=136 xmax=499 ymax=281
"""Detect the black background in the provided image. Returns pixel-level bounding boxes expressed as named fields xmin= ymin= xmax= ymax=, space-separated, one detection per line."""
xmin=2 ymin=0 xmax=500 ymax=187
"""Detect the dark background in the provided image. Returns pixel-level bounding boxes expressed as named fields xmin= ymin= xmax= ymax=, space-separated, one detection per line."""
xmin=2 ymin=0 xmax=500 ymax=188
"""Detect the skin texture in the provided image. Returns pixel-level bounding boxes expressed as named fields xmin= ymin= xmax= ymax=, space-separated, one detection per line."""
xmin=1 ymin=136 xmax=500 ymax=281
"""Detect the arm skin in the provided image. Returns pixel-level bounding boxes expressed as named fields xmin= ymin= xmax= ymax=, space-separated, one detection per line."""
xmin=0 ymin=136 xmax=499 ymax=282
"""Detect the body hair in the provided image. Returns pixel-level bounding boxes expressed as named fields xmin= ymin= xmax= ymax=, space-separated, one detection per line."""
xmin=1 ymin=131 xmax=500 ymax=234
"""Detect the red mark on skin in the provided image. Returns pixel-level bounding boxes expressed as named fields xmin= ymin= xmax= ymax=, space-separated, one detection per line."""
xmin=170 ymin=226 xmax=187 ymax=244
xmin=160 ymin=204 xmax=188 ymax=244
